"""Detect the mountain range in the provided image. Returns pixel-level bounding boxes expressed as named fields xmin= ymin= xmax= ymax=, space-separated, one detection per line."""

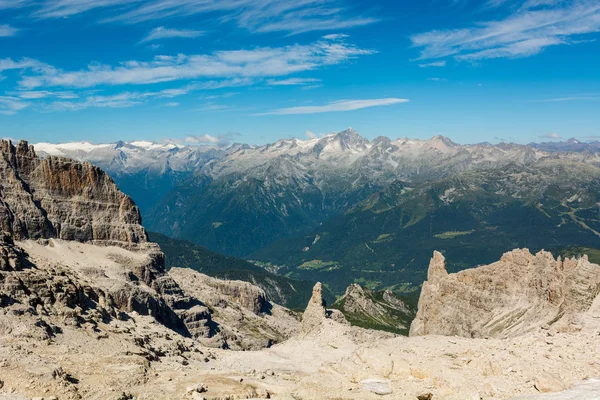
xmin=35 ymin=131 xmax=600 ymax=295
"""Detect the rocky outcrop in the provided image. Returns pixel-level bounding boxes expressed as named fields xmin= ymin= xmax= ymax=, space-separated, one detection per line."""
xmin=0 ymin=140 xmax=146 ymax=245
xmin=0 ymin=232 xmax=25 ymax=271
xmin=301 ymin=283 xmax=328 ymax=334
xmin=410 ymin=249 xmax=600 ymax=338
xmin=170 ymin=268 xmax=300 ymax=349
xmin=301 ymin=282 xmax=349 ymax=334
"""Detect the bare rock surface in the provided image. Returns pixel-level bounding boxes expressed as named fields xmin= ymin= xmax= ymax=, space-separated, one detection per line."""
xmin=301 ymin=282 xmax=328 ymax=334
xmin=170 ymin=267 xmax=300 ymax=349
xmin=410 ymin=249 xmax=600 ymax=338
xmin=0 ymin=243 xmax=599 ymax=399
xmin=0 ymin=140 xmax=146 ymax=245
xmin=301 ymin=282 xmax=350 ymax=335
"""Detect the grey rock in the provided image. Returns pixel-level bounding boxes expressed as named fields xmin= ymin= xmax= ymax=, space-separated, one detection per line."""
xmin=410 ymin=249 xmax=600 ymax=338
xmin=0 ymin=140 xmax=146 ymax=245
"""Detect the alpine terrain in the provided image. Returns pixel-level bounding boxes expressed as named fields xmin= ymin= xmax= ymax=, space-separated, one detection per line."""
xmin=36 ymin=130 xmax=600 ymax=296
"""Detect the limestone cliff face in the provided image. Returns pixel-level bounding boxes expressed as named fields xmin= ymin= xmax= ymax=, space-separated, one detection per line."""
xmin=410 ymin=249 xmax=600 ymax=338
xmin=0 ymin=140 xmax=146 ymax=245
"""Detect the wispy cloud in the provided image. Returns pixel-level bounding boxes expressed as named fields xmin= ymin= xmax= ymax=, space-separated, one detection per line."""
xmin=11 ymin=90 xmax=79 ymax=99
xmin=23 ymin=0 xmax=378 ymax=35
xmin=0 ymin=0 xmax=28 ymax=9
xmin=184 ymin=133 xmax=238 ymax=146
xmin=0 ymin=24 xmax=18 ymax=37
xmin=39 ymin=85 xmax=202 ymax=112
xmin=540 ymin=132 xmax=562 ymax=139
xmin=427 ymin=77 xmax=447 ymax=81
xmin=305 ymin=130 xmax=318 ymax=139
xmin=259 ymin=98 xmax=408 ymax=115
xmin=267 ymin=78 xmax=321 ymax=86
xmin=0 ymin=96 xmax=30 ymax=115
xmin=411 ymin=0 xmax=600 ymax=61
xmin=419 ymin=61 xmax=446 ymax=68
xmin=141 ymin=27 xmax=204 ymax=43
xmin=537 ymin=95 xmax=600 ymax=102
xmin=18 ymin=37 xmax=374 ymax=89
xmin=195 ymin=103 xmax=229 ymax=112
xmin=0 ymin=58 xmax=50 ymax=73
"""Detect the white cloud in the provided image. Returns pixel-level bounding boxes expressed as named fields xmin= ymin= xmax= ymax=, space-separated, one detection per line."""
xmin=0 ymin=96 xmax=30 ymax=115
xmin=141 ymin=27 xmax=204 ymax=43
xmin=0 ymin=58 xmax=50 ymax=73
xmin=18 ymin=38 xmax=374 ymax=89
xmin=0 ymin=25 xmax=18 ymax=37
xmin=259 ymin=98 xmax=408 ymax=115
xmin=0 ymin=0 xmax=28 ymax=9
xmin=32 ymin=0 xmax=141 ymax=18
xmin=411 ymin=0 xmax=600 ymax=61
xmin=184 ymin=133 xmax=235 ymax=145
xmin=24 ymin=0 xmax=377 ymax=35
xmin=195 ymin=103 xmax=229 ymax=112
xmin=13 ymin=90 xmax=79 ymax=99
xmin=419 ymin=61 xmax=446 ymax=68
xmin=322 ymin=34 xmax=349 ymax=40
xmin=540 ymin=132 xmax=562 ymax=139
xmin=45 ymin=92 xmax=143 ymax=112
xmin=305 ymin=130 xmax=318 ymax=139
xmin=427 ymin=77 xmax=447 ymax=81
xmin=267 ymin=78 xmax=321 ymax=86
xmin=538 ymin=95 xmax=600 ymax=102
xmin=164 ymin=101 xmax=180 ymax=107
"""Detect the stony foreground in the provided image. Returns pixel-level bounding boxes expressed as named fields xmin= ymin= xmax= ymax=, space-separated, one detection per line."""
xmin=1 ymin=300 xmax=599 ymax=399
xmin=1 ymin=243 xmax=599 ymax=399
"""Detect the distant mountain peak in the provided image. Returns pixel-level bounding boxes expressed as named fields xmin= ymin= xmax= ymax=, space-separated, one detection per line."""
xmin=429 ymin=135 xmax=455 ymax=144
xmin=567 ymin=137 xmax=580 ymax=144
xmin=334 ymin=128 xmax=370 ymax=148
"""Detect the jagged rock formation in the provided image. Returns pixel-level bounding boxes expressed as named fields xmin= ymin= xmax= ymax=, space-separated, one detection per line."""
xmin=301 ymin=282 xmax=347 ymax=334
xmin=301 ymin=283 xmax=328 ymax=334
xmin=171 ymin=268 xmax=300 ymax=349
xmin=0 ymin=140 xmax=146 ymax=245
xmin=410 ymin=249 xmax=600 ymax=338
xmin=333 ymin=284 xmax=414 ymax=334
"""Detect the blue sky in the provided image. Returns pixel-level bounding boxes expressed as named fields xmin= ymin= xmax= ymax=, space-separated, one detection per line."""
xmin=0 ymin=0 xmax=599 ymax=145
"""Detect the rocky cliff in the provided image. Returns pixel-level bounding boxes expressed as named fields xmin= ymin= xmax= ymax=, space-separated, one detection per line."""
xmin=410 ymin=249 xmax=600 ymax=338
xmin=0 ymin=140 xmax=146 ymax=245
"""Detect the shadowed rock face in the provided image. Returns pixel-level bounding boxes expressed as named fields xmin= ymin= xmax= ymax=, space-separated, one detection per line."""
xmin=0 ymin=140 xmax=146 ymax=245
xmin=410 ymin=249 xmax=600 ymax=338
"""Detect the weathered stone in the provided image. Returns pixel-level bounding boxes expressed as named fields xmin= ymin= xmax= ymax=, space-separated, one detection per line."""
xmin=361 ymin=378 xmax=393 ymax=395
xmin=410 ymin=249 xmax=600 ymax=338
xmin=301 ymin=283 xmax=327 ymax=334
xmin=0 ymin=140 xmax=146 ymax=245
xmin=534 ymin=372 xmax=565 ymax=393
